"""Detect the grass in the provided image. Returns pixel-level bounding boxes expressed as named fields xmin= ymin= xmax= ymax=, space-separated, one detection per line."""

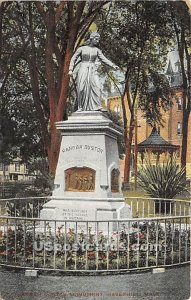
xmin=123 ymin=190 xmax=190 ymax=219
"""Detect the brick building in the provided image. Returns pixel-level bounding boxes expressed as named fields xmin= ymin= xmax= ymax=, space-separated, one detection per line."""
xmin=107 ymin=54 xmax=191 ymax=181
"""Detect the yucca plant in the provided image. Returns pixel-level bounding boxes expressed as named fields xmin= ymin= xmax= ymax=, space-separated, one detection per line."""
xmin=137 ymin=156 xmax=188 ymax=199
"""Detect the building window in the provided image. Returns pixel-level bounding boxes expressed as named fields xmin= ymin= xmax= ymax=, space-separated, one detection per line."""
xmin=177 ymin=122 xmax=182 ymax=135
xmin=177 ymin=97 xmax=182 ymax=111
xmin=15 ymin=163 xmax=20 ymax=172
xmin=13 ymin=174 xmax=18 ymax=181
xmin=114 ymin=105 xmax=120 ymax=115
xmin=177 ymin=149 xmax=180 ymax=158
xmin=0 ymin=163 xmax=3 ymax=171
xmin=0 ymin=163 xmax=8 ymax=171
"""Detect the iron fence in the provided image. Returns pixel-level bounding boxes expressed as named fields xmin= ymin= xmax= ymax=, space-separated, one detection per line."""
xmin=125 ymin=197 xmax=191 ymax=218
xmin=0 ymin=197 xmax=190 ymax=273
xmin=0 ymin=197 xmax=49 ymax=218
xmin=0 ymin=196 xmax=190 ymax=219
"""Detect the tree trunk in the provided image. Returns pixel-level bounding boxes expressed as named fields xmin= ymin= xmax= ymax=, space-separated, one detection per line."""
xmin=41 ymin=2 xmax=85 ymax=175
xmin=28 ymin=59 xmax=51 ymax=160
xmin=28 ymin=4 xmax=51 ymax=162
xmin=31 ymin=1 xmax=110 ymax=175
xmin=181 ymin=91 xmax=190 ymax=168
xmin=123 ymin=116 xmax=134 ymax=187
xmin=49 ymin=123 xmax=61 ymax=176
xmin=121 ymin=77 xmax=136 ymax=189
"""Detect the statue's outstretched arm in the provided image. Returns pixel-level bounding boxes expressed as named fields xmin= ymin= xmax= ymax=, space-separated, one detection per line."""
xmin=97 ymin=49 xmax=116 ymax=68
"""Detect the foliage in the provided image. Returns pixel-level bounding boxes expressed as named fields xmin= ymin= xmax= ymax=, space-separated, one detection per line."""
xmin=0 ymin=1 xmax=108 ymax=174
xmin=0 ymin=2 xmax=46 ymax=163
xmin=26 ymin=158 xmax=54 ymax=192
xmin=96 ymin=1 xmax=175 ymax=184
xmin=98 ymin=1 xmax=174 ymax=124
xmin=137 ymin=157 xmax=188 ymax=199
xmin=0 ymin=1 xmax=190 ymax=179
xmin=138 ymin=71 xmax=173 ymax=127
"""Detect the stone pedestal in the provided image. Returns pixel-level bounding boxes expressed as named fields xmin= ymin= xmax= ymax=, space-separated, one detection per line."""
xmin=40 ymin=111 xmax=131 ymax=232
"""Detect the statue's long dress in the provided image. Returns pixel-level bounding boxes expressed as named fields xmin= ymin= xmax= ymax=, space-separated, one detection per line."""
xmin=69 ymin=46 xmax=114 ymax=111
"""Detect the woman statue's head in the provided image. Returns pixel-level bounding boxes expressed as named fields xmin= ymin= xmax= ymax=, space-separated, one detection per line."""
xmin=88 ymin=32 xmax=100 ymax=46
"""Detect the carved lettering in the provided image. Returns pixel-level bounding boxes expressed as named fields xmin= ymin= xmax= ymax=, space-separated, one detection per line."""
xmin=62 ymin=208 xmax=88 ymax=220
xmin=62 ymin=144 xmax=103 ymax=154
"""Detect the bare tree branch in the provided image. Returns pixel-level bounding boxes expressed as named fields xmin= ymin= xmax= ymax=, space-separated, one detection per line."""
xmin=55 ymin=0 xmax=66 ymax=24
xmin=35 ymin=1 xmax=46 ymax=23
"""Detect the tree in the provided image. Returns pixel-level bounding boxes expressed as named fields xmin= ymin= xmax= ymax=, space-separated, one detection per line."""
xmin=97 ymin=1 xmax=173 ymax=187
xmin=0 ymin=1 xmax=108 ymax=175
xmin=1 ymin=1 xmax=189 ymax=181
xmin=168 ymin=2 xmax=190 ymax=169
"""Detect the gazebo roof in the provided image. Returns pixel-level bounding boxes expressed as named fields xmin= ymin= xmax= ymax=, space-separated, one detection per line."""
xmin=138 ymin=127 xmax=179 ymax=153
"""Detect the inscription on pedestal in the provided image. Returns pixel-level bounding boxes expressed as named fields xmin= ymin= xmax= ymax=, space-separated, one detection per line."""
xmin=111 ymin=169 xmax=120 ymax=193
xmin=62 ymin=208 xmax=88 ymax=220
xmin=65 ymin=167 xmax=95 ymax=192
xmin=62 ymin=144 xmax=103 ymax=154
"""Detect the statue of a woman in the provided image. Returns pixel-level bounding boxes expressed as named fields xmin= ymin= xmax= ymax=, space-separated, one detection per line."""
xmin=69 ymin=32 xmax=118 ymax=111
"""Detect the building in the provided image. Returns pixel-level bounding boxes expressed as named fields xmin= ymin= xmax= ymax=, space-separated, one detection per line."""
xmin=0 ymin=158 xmax=36 ymax=182
xmin=107 ymin=54 xmax=191 ymax=180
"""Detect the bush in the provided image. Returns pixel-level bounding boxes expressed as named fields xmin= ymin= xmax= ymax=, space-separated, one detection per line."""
xmin=137 ymin=157 xmax=188 ymax=199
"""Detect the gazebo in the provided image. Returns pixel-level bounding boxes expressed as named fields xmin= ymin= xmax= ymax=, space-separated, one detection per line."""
xmin=138 ymin=127 xmax=180 ymax=163
xmin=137 ymin=127 xmax=180 ymax=213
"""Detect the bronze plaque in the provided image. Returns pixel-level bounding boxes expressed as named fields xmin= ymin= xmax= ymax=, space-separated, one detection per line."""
xmin=65 ymin=167 xmax=95 ymax=192
xmin=111 ymin=168 xmax=120 ymax=193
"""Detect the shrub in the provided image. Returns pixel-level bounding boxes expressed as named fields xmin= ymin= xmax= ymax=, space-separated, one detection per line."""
xmin=137 ymin=157 xmax=188 ymax=199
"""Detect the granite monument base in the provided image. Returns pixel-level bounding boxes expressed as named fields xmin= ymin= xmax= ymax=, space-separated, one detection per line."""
xmin=40 ymin=111 xmax=131 ymax=232
xmin=40 ymin=197 xmax=130 ymax=232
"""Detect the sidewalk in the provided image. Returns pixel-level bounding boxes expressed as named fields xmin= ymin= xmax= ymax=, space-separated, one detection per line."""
xmin=0 ymin=266 xmax=190 ymax=300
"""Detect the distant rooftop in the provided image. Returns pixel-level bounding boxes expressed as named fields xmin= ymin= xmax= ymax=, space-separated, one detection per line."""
xmin=165 ymin=49 xmax=183 ymax=87
xmin=108 ymin=91 xmax=121 ymax=98
xmin=138 ymin=127 xmax=179 ymax=153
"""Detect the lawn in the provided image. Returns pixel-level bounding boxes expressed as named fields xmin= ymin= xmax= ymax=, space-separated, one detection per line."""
xmin=123 ymin=190 xmax=190 ymax=219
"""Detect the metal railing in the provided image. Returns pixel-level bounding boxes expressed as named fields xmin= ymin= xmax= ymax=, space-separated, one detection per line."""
xmin=0 ymin=196 xmax=190 ymax=219
xmin=0 ymin=197 xmax=49 ymax=218
xmin=125 ymin=197 xmax=191 ymax=218
xmin=0 ymin=197 xmax=190 ymax=273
